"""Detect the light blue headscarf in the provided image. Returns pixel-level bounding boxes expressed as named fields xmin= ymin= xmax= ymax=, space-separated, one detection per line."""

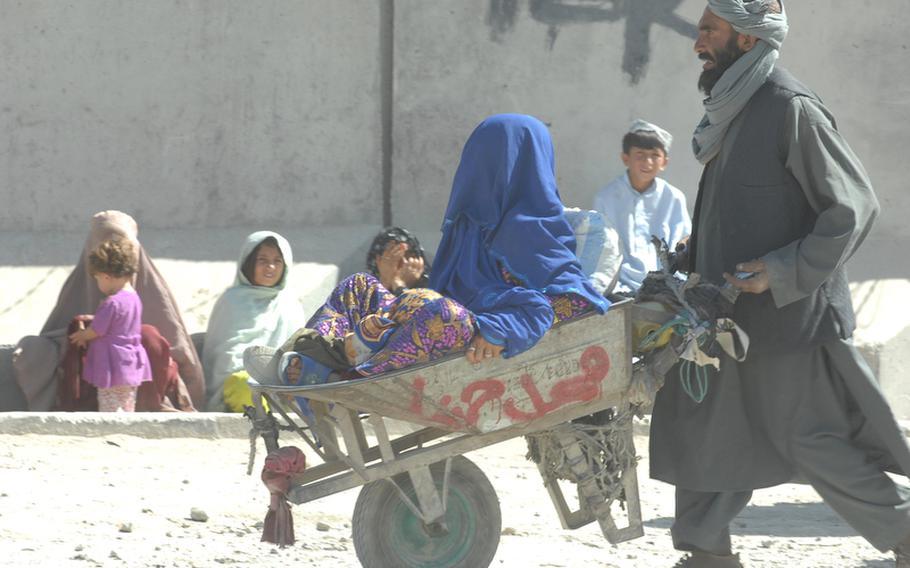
xmin=203 ymin=231 xmax=306 ymax=410
xmin=692 ymin=0 xmax=789 ymax=164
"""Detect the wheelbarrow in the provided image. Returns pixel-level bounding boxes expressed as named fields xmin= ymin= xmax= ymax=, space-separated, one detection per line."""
xmin=245 ymin=298 xmax=668 ymax=568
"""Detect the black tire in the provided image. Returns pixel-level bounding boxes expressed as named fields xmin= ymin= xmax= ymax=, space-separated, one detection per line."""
xmin=352 ymin=455 xmax=501 ymax=568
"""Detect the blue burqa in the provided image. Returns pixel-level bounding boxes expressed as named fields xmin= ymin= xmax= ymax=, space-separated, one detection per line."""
xmin=429 ymin=114 xmax=610 ymax=357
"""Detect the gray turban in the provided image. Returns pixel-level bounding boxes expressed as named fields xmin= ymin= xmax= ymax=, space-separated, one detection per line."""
xmin=693 ymin=0 xmax=790 ymax=164
xmin=707 ymin=0 xmax=788 ymax=49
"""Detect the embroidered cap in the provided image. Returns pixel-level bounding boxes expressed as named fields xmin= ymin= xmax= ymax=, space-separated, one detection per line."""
xmin=629 ymin=119 xmax=673 ymax=152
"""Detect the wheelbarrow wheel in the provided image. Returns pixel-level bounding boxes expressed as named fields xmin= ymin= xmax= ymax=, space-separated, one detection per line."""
xmin=352 ymin=455 xmax=501 ymax=568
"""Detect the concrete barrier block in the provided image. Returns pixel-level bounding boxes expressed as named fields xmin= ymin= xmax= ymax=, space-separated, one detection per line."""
xmin=851 ymin=279 xmax=910 ymax=420
xmin=0 ymin=411 xmax=251 ymax=439
xmin=0 ymin=345 xmax=28 ymax=411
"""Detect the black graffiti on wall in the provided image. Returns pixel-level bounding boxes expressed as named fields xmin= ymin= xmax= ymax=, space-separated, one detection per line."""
xmin=486 ymin=0 xmax=697 ymax=84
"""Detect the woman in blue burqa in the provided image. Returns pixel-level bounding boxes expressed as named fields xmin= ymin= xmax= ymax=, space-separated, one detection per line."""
xmin=274 ymin=113 xmax=610 ymax=386
xmin=430 ymin=113 xmax=610 ymax=363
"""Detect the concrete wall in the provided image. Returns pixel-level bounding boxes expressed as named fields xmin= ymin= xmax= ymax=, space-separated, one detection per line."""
xmin=392 ymin=1 xmax=910 ymax=281
xmin=393 ymin=0 xmax=702 ymax=234
xmin=4 ymin=1 xmax=909 ymax=245
xmin=3 ymin=1 xmax=910 ymax=412
xmin=1 ymin=1 xmax=384 ymax=231
xmin=3 ymin=0 xmax=908 ymax=262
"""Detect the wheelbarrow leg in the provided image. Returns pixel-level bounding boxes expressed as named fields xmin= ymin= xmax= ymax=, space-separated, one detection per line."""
xmin=251 ymin=391 xmax=280 ymax=454
xmin=407 ymin=464 xmax=448 ymax=527
xmin=366 ymin=413 xmax=448 ymax=527
xmin=553 ymin=423 xmax=643 ymax=544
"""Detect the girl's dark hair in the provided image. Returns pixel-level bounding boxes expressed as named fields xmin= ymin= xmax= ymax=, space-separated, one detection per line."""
xmin=366 ymin=227 xmax=430 ymax=286
xmin=241 ymin=236 xmax=283 ymax=285
xmin=622 ymin=130 xmax=668 ymax=156
xmin=88 ymin=238 xmax=139 ymax=278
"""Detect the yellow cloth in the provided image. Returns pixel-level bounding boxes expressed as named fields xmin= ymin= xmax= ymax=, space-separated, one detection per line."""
xmin=223 ymin=371 xmax=269 ymax=413
xmin=634 ymin=321 xmax=675 ymax=352
xmin=632 ymin=301 xmax=675 ymax=352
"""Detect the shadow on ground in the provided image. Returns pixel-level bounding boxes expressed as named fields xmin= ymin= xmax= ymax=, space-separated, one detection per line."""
xmin=646 ymin=501 xmax=861 ymax=538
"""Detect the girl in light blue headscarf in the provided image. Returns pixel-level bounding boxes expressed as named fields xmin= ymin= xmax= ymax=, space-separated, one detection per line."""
xmin=203 ymin=231 xmax=306 ymax=411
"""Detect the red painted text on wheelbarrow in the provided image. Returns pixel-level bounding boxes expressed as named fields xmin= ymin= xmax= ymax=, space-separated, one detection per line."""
xmin=408 ymin=345 xmax=611 ymax=429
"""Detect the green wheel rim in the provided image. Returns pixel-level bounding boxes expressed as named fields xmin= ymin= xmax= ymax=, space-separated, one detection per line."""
xmin=385 ymin=486 xmax=475 ymax=568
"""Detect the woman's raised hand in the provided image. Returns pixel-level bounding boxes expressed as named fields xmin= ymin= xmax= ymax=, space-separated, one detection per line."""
xmin=398 ymin=254 xmax=425 ymax=288
xmin=377 ymin=242 xmax=424 ymax=291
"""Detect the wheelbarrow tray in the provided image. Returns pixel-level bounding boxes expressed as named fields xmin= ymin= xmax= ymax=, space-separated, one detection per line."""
xmin=249 ymin=301 xmax=635 ymax=507
xmin=254 ymin=299 xmax=632 ymax=437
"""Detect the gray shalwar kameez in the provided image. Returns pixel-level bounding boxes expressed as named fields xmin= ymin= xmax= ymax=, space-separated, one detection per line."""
xmin=649 ymin=79 xmax=910 ymax=555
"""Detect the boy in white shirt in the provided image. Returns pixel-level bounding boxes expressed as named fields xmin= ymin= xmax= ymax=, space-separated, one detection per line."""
xmin=593 ymin=119 xmax=691 ymax=293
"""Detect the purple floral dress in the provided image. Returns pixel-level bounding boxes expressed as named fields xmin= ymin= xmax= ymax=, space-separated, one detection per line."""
xmin=307 ymin=273 xmax=474 ymax=376
xmin=307 ymin=270 xmax=591 ymax=377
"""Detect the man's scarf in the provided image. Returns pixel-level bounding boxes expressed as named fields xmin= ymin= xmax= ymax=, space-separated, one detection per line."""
xmin=692 ymin=0 xmax=789 ymax=165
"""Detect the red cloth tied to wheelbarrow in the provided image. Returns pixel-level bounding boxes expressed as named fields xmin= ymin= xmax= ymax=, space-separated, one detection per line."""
xmin=260 ymin=446 xmax=307 ymax=547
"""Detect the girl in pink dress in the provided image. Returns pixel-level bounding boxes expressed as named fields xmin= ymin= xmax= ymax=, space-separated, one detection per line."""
xmin=69 ymin=238 xmax=151 ymax=411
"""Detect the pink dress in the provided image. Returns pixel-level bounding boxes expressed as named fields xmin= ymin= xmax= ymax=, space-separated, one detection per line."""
xmin=84 ymin=289 xmax=151 ymax=389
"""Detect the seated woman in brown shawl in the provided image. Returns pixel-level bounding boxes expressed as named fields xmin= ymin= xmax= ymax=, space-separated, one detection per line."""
xmin=12 ymin=210 xmax=202 ymax=411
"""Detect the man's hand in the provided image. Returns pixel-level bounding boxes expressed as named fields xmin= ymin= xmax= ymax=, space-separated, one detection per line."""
xmin=670 ymin=236 xmax=691 ymax=273
xmin=465 ymin=336 xmax=504 ymax=364
xmin=723 ymin=260 xmax=770 ymax=294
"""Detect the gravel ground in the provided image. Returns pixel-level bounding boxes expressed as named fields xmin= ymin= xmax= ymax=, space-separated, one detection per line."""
xmin=0 ymin=430 xmax=899 ymax=568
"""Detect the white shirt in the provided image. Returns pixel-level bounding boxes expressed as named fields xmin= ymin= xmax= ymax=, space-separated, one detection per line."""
xmin=593 ymin=172 xmax=691 ymax=292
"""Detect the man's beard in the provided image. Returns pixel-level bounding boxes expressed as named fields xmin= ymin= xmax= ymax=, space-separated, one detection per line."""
xmin=698 ymin=35 xmax=746 ymax=96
